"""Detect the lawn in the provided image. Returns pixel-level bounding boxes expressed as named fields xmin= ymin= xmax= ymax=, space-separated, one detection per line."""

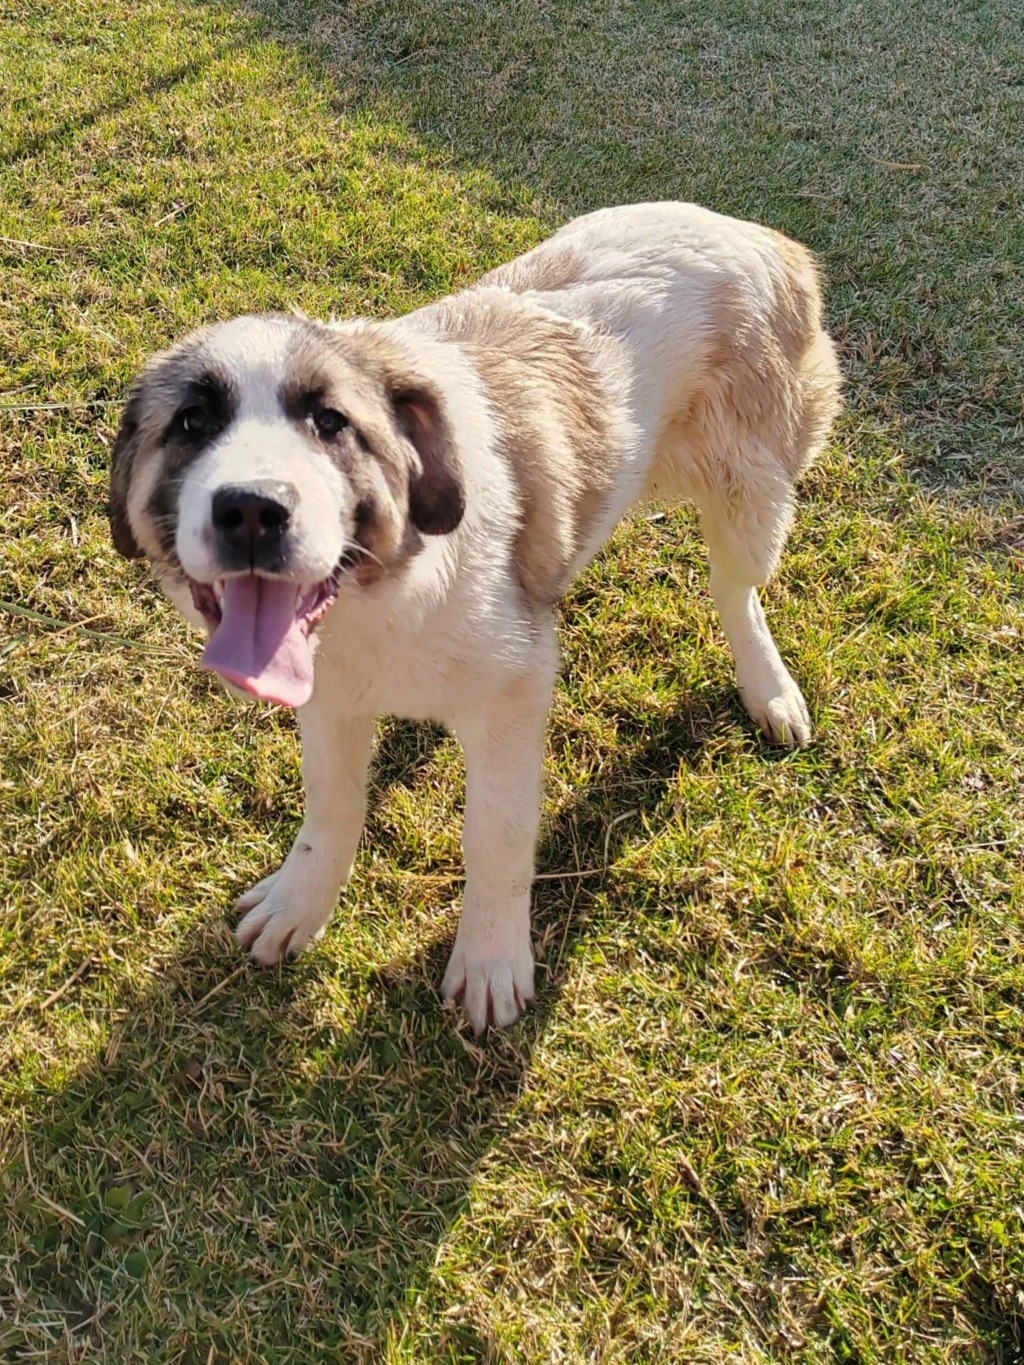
xmin=1 ymin=0 xmax=1023 ymax=1359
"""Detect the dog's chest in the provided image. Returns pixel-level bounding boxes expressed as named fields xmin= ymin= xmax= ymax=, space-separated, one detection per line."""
xmin=312 ymin=600 xmax=512 ymax=727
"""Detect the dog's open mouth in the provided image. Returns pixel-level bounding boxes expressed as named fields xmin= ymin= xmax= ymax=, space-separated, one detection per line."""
xmin=190 ymin=554 xmax=355 ymax=708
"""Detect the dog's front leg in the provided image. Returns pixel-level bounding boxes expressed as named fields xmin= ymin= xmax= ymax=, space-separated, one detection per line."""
xmin=443 ymin=667 xmax=554 ymax=1032
xmin=236 ymin=703 xmax=374 ymax=965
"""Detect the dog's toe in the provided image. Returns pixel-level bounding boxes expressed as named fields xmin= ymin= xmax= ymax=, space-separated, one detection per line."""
xmin=760 ymin=689 xmax=812 ymax=747
xmin=442 ymin=935 xmax=535 ymax=1034
xmin=234 ymin=879 xmax=333 ymax=965
xmin=233 ymin=869 xmax=282 ymax=915
xmin=744 ymin=679 xmax=813 ymax=747
xmin=237 ymin=904 xmax=322 ymax=966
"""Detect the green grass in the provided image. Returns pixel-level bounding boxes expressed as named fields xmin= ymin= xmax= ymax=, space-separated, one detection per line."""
xmin=2 ymin=0 xmax=1023 ymax=1358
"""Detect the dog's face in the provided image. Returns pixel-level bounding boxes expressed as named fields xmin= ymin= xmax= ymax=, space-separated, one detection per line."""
xmin=109 ymin=314 xmax=464 ymax=706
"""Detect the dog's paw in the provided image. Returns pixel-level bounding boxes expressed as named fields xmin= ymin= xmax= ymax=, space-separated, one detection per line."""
xmin=234 ymin=867 xmax=337 ymax=966
xmin=441 ymin=913 xmax=535 ymax=1033
xmin=743 ymin=676 xmax=813 ymax=748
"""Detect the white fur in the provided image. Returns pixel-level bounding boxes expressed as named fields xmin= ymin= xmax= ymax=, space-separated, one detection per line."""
xmin=176 ymin=318 xmax=352 ymax=586
xmin=145 ymin=203 xmax=839 ymax=1032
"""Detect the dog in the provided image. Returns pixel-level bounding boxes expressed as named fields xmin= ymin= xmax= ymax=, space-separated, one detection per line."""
xmin=108 ymin=201 xmax=841 ymax=1032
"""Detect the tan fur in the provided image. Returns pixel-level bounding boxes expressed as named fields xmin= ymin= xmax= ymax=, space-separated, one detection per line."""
xmin=627 ymin=227 xmax=840 ymax=587
xmin=280 ymin=327 xmax=421 ymax=583
xmin=427 ymin=291 xmax=619 ymax=603
xmin=475 ymin=241 xmax=587 ymax=296
xmin=110 ymin=334 xmax=215 ymax=560
xmin=767 ymin=229 xmax=824 ymax=364
xmin=470 ymin=221 xmax=842 ymax=603
xmin=108 ymin=201 xmax=845 ymax=1033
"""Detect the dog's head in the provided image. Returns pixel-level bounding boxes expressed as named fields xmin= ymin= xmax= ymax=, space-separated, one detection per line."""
xmin=109 ymin=314 xmax=464 ymax=706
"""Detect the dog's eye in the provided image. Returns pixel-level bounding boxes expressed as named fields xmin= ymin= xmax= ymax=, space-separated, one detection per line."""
xmin=311 ymin=407 xmax=349 ymax=441
xmin=177 ymin=405 xmax=208 ymax=437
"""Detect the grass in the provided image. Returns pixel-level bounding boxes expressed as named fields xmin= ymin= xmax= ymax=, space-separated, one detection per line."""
xmin=1 ymin=0 xmax=1023 ymax=1358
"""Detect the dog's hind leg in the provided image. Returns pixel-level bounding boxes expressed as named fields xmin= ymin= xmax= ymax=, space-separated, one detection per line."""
xmin=690 ymin=444 xmax=813 ymax=747
xmin=703 ymin=509 xmax=811 ymax=747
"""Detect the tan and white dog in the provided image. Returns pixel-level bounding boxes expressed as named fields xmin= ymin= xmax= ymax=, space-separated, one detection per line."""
xmin=109 ymin=201 xmax=841 ymax=1031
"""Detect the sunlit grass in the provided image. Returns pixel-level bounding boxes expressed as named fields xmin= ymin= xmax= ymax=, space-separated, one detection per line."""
xmin=2 ymin=0 xmax=1022 ymax=1359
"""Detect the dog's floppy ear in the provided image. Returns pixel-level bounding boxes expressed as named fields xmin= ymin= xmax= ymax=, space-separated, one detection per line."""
xmin=393 ymin=382 xmax=464 ymax=536
xmin=108 ymin=388 xmax=145 ymax=560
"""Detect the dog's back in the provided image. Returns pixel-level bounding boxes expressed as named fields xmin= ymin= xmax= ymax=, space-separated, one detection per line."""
xmin=434 ymin=201 xmax=842 ymax=573
xmin=109 ymin=201 xmax=842 ymax=1028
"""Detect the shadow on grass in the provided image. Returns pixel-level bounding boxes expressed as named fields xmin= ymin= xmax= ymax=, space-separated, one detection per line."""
xmin=6 ymin=0 xmax=1021 ymax=1356
xmin=4 ymin=686 xmax=742 ymax=1358
xmin=197 ymin=0 xmax=1021 ymax=493
xmin=0 ymin=48 xmax=244 ymax=170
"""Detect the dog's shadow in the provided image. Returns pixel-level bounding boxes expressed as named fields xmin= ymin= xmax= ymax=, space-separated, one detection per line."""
xmin=5 ymin=683 xmax=744 ymax=1355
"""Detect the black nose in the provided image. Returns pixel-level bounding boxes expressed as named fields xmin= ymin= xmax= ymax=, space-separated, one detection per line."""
xmin=211 ymin=481 xmax=297 ymax=565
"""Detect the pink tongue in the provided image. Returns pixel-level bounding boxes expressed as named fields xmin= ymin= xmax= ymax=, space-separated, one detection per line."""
xmin=201 ymin=577 xmax=314 ymax=707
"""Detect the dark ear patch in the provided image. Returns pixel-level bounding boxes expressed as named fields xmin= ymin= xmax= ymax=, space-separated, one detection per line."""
xmin=108 ymin=393 xmax=145 ymax=559
xmin=394 ymin=384 xmax=464 ymax=536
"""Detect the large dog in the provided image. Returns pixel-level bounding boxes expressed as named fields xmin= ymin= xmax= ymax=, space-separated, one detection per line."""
xmin=109 ymin=201 xmax=841 ymax=1031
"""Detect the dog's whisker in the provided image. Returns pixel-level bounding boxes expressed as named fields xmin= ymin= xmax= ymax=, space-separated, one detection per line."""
xmin=349 ymin=542 xmax=384 ymax=571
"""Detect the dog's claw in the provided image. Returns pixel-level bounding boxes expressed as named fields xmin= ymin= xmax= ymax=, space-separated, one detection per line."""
xmin=742 ymin=676 xmax=813 ymax=748
xmin=237 ymin=925 xmax=261 ymax=954
xmin=232 ymin=858 xmax=339 ymax=966
xmin=440 ymin=919 xmax=535 ymax=1033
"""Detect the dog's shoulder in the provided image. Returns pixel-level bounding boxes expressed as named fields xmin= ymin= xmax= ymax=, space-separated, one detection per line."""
xmin=416 ymin=287 xmax=623 ymax=606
